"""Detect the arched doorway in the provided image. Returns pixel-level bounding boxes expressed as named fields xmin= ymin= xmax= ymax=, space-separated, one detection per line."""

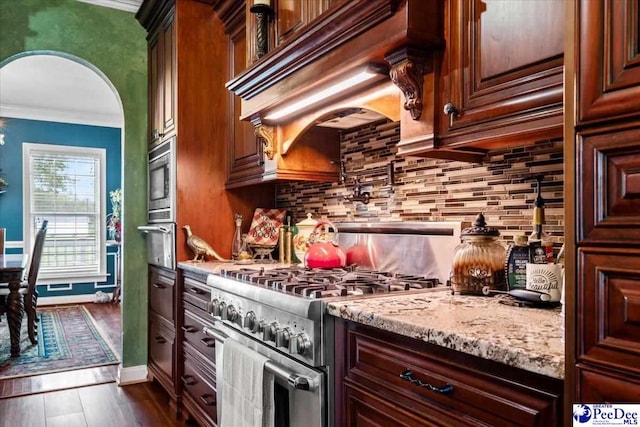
xmin=0 ymin=51 xmax=125 ymax=389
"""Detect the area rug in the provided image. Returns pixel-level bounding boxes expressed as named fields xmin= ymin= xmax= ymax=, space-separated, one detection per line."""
xmin=0 ymin=305 xmax=120 ymax=380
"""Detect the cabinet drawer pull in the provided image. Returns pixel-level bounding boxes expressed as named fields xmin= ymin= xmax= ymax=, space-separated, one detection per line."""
xmin=154 ymin=336 xmax=166 ymax=344
xmin=152 ymin=283 xmax=166 ymax=289
xmin=189 ymin=287 xmax=205 ymax=295
xmin=182 ymin=325 xmax=197 ymax=333
xmin=200 ymin=337 xmax=215 ymax=347
xmin=400 ymin=369 xmax=454 ymax=394
xmin=199 ymin=394 xmax=216 ymax=406
xmin=181 ymin=375 xmax=196 ymax=385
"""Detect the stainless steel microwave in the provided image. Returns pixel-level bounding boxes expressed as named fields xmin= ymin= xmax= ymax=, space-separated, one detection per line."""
xmin=147 ymin=137 xmax=176 ymax=223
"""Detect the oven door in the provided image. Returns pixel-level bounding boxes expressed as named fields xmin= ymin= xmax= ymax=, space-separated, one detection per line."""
xmin=137 ymin=223 xmax=176 ymax=269
xmin=204 ymin=322 xmax=326 ymax=427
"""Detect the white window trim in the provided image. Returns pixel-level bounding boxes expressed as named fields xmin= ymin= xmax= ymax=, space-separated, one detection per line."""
xmin=22 ymin=142 xmax=107 ymax=283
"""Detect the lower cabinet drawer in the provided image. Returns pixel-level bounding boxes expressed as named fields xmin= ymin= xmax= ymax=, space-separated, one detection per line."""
xmin=149 ymin=267 xmax=175 ymax=322
xmin=578 ymin=364 xmax=640 ymax=402
xmin=149 ymin=319 xmax=175 ymax=381
xmin=183 ymin=275 xmax=212 ymax=313
xmin=182 ymin=347 xmax=217 ymax=425
xmin=182 ymin=308 xmax=216 ymax=359
xmin=578 ymin=248 xmax=640 ymax=374
xmin=346 ymin=327 xmax=561 ymax=427
xmin=344 ymin=382 xmax=441 ymax=427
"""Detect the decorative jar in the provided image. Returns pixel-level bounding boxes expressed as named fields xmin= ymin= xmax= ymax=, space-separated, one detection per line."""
xmin=451 ymin=213 xmax=506 ymax=295
xmin=293 ymin=213 xmax=318 ymax=264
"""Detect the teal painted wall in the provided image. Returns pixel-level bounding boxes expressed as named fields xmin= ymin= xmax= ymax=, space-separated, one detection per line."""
xmin=0 ymin=0 xmax=149 ymax=368
xmin=0 ymin=118 xmax=122 ymax=296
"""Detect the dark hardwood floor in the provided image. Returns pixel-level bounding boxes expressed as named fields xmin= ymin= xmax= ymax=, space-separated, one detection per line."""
xmin=1 ymin=302 xmax=192 ymax=427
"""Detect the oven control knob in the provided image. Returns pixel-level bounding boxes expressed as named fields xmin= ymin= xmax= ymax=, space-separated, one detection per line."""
xmin=264 ymin=322 xmax=279 ymax=342
xmin=276 ymin=327 xmax=292 ymax=348
xmin=290 ymin=332 xmax=311 ymax=355
xmin=255 ymin=320 xmax=267 ymax=334
xmin=210 ymin=299 xmax=223 ymax=317
xmin=244 ymin=311 xmax=256 ymax=331
xmin=225 ymin=305 xmax=239 ymax=323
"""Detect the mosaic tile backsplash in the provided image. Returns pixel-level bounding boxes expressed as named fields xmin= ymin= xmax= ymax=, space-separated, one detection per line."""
xmin=275 ymin=120 xmax=564 ymax=246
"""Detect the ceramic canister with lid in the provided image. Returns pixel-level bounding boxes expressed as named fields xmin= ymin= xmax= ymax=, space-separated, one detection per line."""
xmin=293 ymin=213 xmax=318 ymax=264
xmin=451 ymin=213 xmax=506 ymax=295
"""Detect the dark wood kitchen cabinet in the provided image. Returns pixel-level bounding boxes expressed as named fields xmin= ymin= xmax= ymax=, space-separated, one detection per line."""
xmin=225 ymin=1 xmax=266 ymax=187
xmin=179 ymin=268 xmax=218 ymax=427
xmin=398 ymin=0 xmax=565 ymax=161
xmin=139 ymin=0 xmax=272 ymax=262
xmin=566 ymin=0 xmax=640 ymax=416
xmin=576 ymin=0 xmax=640 ymax=125
xmin=148 ymin=7 xmax=176 ymax=146
xmin=335 ymin=319 xmax=563 ymax=427
xmin=246 ymin=0 xmax=332 ymax=67
xmin=148 ymin=265 xmax=180 ymax=415
xmin=222 ymin=0 xmax=340 ymax=188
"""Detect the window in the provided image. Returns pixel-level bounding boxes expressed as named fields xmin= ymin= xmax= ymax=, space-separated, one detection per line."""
xmin=23 ymin=143 xmax=107 ymax=283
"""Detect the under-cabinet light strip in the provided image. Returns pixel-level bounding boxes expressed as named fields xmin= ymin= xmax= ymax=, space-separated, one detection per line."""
xmin=264 ymin=71 xmax=378 ymax=120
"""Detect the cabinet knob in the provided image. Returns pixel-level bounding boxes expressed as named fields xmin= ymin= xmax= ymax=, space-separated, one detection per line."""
xmin=443 ymin=103 xmax=459 ymax=127
xmin=199 ymin=394 xmax=216 ymax=406
xmin=181 ymin=375 xmax=196 ymax=386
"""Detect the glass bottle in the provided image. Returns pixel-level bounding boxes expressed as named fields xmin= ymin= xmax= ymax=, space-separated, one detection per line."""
xmin=505 ymin=234 xmax=529 ymax=290
xmin=231 ymin=213 xmax=243 ymax=260
xmin=528 ymin=177 xmax=553 ymax=263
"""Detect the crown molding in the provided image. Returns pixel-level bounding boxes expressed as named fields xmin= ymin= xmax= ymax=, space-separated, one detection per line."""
xmin=0 ymin=104 xmax=123 ymax=128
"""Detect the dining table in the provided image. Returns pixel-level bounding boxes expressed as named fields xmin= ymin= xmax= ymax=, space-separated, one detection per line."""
xmin=1 ymin=253 xmax=29 ymax=357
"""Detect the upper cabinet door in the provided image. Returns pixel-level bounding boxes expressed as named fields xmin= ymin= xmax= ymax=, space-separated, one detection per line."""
xmin=577 ymin=0 xmax=640 ymax=125
xmin=439 ymin=0 xmax=564 ymax=139
xmin=149 ymin=32 xmax=163 ymax=146
xmin=148 ymin=10 xmax=176 ymax=147
xmin=275 ymin=0 xmax=331 ymax=46
xmin=247 ymin=0 xmax=331 ymax=66
xmin=161 ymin=14 xmax=176 ymax=138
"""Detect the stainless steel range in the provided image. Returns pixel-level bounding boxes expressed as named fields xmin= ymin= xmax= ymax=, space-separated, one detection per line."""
xmin=203 ymin=221 xmax=463 ymax=427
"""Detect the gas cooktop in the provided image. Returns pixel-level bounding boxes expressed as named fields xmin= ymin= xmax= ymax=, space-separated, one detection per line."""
xmin=217 ymin=265 xmax=441 ymax=299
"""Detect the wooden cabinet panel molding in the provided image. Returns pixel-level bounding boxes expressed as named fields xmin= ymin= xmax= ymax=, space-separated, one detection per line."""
xmin=577 ymin=248 xmax=640 ymax=374
xmin=577 ymin=0 xmax=640 ymax=124
xmin=577 ymin=123 xmax=640 ymax=245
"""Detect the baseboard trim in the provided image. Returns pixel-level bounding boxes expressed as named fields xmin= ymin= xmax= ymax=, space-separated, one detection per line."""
xmin=38 ymin=294 xmax=113 ymax=306
xmin=117 ymin=365 xmax=149 ymax=385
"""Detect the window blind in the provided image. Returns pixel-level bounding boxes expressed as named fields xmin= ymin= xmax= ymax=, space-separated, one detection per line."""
xmin=24 ymin=144 xmax=106 ymax=280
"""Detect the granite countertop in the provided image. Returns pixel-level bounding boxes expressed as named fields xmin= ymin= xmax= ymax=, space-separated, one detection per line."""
xmin=326 ymin=290 xmax=565 ymax=379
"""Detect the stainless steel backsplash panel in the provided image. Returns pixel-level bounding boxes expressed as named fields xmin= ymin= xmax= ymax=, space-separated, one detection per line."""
xmin=333 ymin=222 xmax=465 ymax=285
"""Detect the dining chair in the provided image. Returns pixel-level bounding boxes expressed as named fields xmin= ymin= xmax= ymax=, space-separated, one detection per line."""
xmin=0 ymin=220 xmax=48 ymax=344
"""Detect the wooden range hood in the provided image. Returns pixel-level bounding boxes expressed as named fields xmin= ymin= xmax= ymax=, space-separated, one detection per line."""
xmin=225 ymin=0 xmax=446 ymax=179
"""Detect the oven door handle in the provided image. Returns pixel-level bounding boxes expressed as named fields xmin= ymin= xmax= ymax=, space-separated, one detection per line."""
xmin=203 ymin=326 xmax=312 ymax=391
xmin=137 ymin=225 xmax=172 ymax=234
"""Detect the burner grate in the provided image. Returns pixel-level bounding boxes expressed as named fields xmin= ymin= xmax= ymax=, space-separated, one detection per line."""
xmin=218 ymin=266 xmax=440 ymax=299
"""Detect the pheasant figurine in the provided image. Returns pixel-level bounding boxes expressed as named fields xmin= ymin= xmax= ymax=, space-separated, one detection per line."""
xmin=183 ymin=225 xmax=228 ymax=262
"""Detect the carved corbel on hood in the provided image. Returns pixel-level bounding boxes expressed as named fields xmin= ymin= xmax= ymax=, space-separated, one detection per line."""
xmin=252 ymin=117 xmax=276 ymax=160
xmin=385 ymin=47 xmax=429 ymax=121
